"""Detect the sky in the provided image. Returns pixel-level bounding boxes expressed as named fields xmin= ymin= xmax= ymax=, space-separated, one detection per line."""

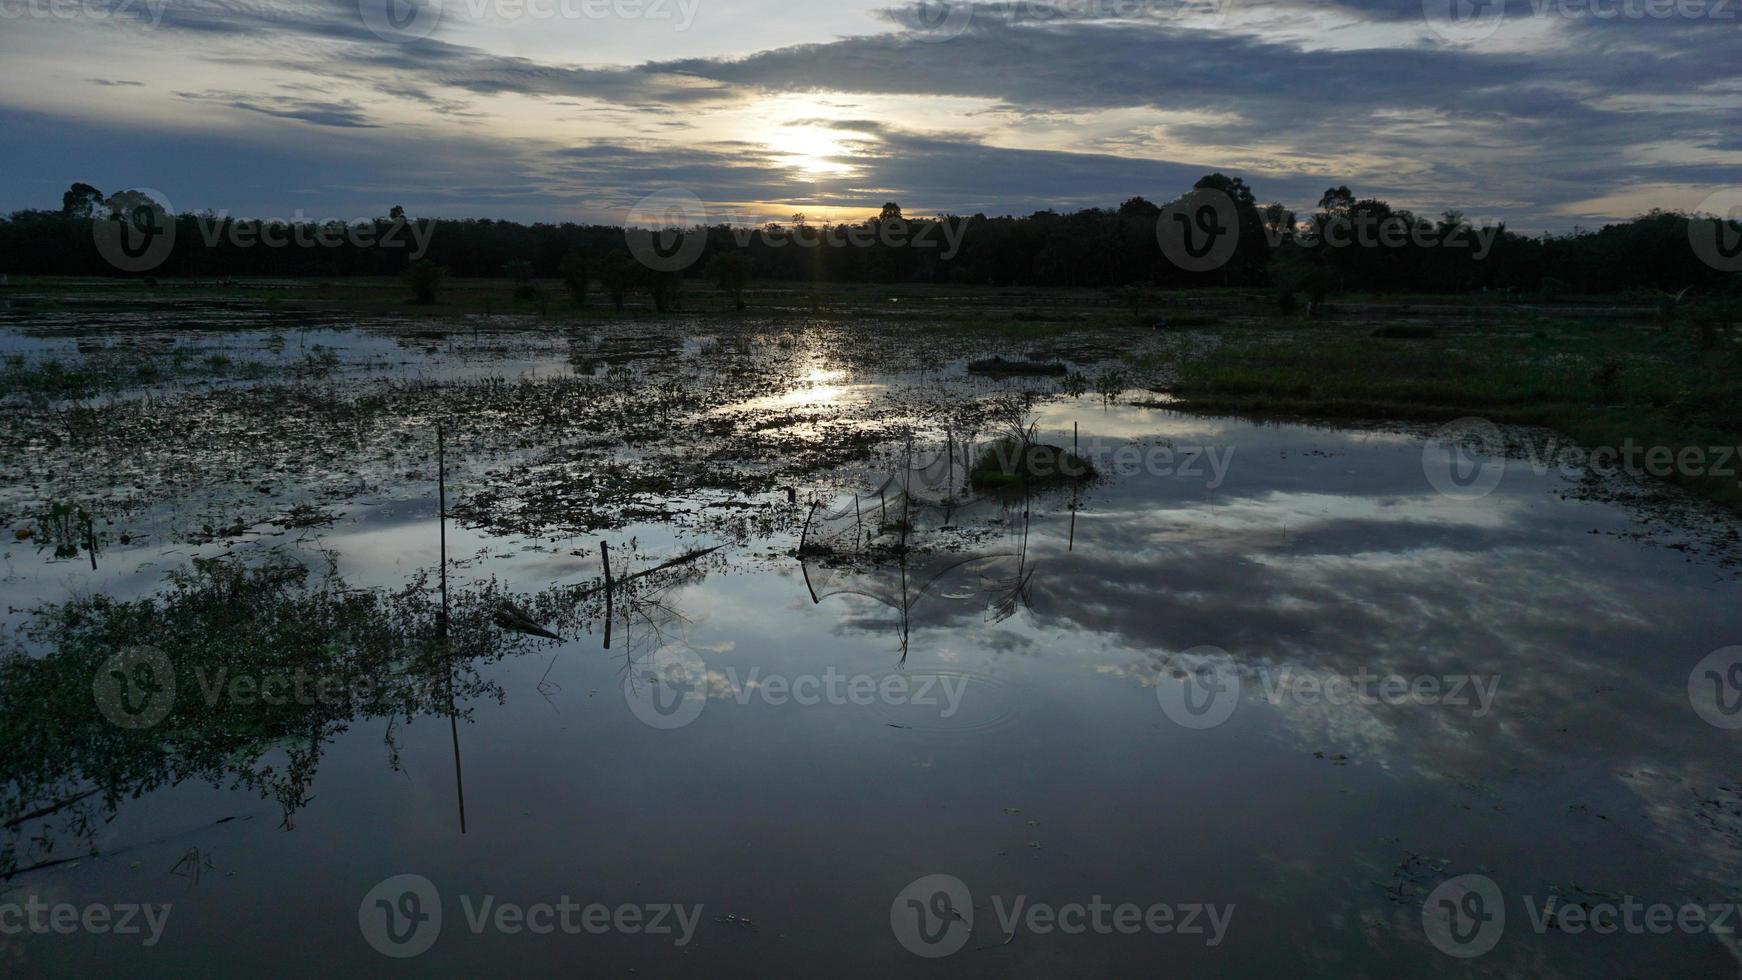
xmin=0 ymin=0 xmax=1738 ymax=231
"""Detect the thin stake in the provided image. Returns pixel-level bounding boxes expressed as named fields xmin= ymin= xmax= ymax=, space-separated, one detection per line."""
xmin=600 ymin=540 xmax=613 ymax=650
xmin=438 ymin=424 xmax=448 ymax=633
xmin=437 ymin=423 xmax=467 ymax=834
xmin=947 ymin=428 xmax=955 ymax=496
xmin=798 ymin=501 xmax=819 ymax=554
xmin=900 ymin=435 xmax=912 ymax=552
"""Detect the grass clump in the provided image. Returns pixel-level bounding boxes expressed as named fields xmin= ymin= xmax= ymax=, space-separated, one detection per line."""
xmin=966 ymin=355 xmax=1067 ymax=376
xmin=969 ymin=436 xmax=1096 ymax=489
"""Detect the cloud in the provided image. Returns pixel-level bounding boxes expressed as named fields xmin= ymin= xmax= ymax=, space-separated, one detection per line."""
xmin=0 ymin=0 xmax=1737 ymax=227
xmin=175 ymin=90 xmax=382 ymax=128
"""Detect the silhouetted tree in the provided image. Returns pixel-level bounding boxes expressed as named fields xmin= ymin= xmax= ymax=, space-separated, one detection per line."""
xmin=505 ymin=259 xmax=536 ymax=299
xmin=405 ymin=259 xmax=443 ymax=304
xmin=4 ymin=181 xmax=1738 ymax=299
xmin=557 ymin=248 xmax=588 ymax=305
xmin=61 ymin=183 xmax=104 ymax=219
xmin=602 ymin=250 xmax=633 ymax=310
xmin=706 ymin=252 xmax=751 ymax=311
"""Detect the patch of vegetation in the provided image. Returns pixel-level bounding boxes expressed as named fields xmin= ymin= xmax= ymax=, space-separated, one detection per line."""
xmin=1160 ymin=313 xmax=1223 ymax=328
xmin=968 ymin=436 xmax=1097 ymax=489
xmin=405 ymin=259 xmax=444 ymax=305
xmin=0 ymin=554 xmax=563 ymax=878
xmin=0 ymin=356 xmax=104 ymax=400
xmin=968 ymin=399 xmax=1097 ymax=489
xmin=967 ymin=355 xmax=1067 ymax=376
xmin=1166 ymin=315 xmax=1742 ymax=509
xmin=32 ymin=500 xmax=98 ymax=561
xmin=1371 ymin=324 xmax=1437 ymax=339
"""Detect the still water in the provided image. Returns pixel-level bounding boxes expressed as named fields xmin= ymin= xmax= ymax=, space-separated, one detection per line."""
xmin=5 ymin=390 xmax=1741 ymax=978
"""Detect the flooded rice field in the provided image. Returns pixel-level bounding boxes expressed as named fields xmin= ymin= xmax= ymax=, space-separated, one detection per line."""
xmin=3 ymin=298 xmax=1741 ymax=977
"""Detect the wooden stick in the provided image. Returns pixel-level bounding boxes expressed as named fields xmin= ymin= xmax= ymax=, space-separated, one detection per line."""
xmin=798 ymin=502 xmax=818 ymax=554
xmin=569 ymin=545 xmax=722 ymax=600
xmin=601 ymin=540 xmax=613 ymax=650
xmin=437 ymin=422 xmax=466 ymax=835
xmin=3 ymin=788 xmax=101 ymax=829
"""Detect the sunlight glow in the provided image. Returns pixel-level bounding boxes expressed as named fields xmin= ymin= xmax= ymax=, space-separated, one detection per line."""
xmin=768 ymin=125 xmax=855 ymax=176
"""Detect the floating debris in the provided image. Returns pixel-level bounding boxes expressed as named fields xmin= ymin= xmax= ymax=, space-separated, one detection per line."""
xmin=492 ymin=599 xmax=561 ymax=640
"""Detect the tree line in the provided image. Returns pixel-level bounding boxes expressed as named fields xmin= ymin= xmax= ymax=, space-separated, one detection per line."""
xmin=2 ymin=177 xmax=1738 ymax=300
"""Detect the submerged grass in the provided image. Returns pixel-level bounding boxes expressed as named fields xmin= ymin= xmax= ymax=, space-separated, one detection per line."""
xmin=0 ymin=553 xmax=574 ymax=878
xmin=1164 ymin=314 xmax=1742 ymax=509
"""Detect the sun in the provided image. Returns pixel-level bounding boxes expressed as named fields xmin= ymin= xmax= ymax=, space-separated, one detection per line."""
xmin=768 ymin=125 xmax=854 ymax=176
